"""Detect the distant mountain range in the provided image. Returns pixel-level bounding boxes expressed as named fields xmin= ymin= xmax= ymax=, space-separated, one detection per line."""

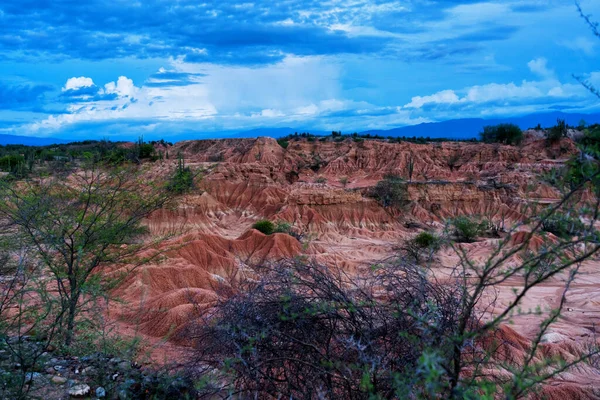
xmin=0 ymin=134 xmax=69 ymax=146
xmin=3 ymin=111 xmax=600 ymax=145
xmin=222 ymin=112 xmax=600 ymax=141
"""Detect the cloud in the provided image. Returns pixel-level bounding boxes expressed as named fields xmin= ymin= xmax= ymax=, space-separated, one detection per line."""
xmin=527 ymin=58 xmax=554 ymax=78
xmin=405 ymin=90 xmax=460 ymax=109
xmin=62 ymin=77 xmax=95 ymax=91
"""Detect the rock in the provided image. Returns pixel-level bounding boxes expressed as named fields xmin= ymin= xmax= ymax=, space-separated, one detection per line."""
xmin=96 ymin=386 xmax=106 ymax=398
xmin=541 ymin=332 xmax=567 ymax=343
xmin=51 ymin=375 xmax=68 ymax=384
xmin=118 ymin=361 xmax=131 ymax=370
xmin=67 ymin=383 xmax=90 ymax=397
xmin=82 ymin=366 xmax=96 ymax=375
xmin=25 ymin=372 xmax=42 ymax=384
xmin=54 ymin=365 xmax=66 ymax=372
xmin=46 ymin=367 xmax=55 ymax=374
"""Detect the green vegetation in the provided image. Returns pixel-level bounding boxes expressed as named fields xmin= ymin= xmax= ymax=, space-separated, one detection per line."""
xmin=447 ymin=216 xmax=487 ymax=242
xmin=403 ymin=231 xmax=443 ymax=263
xmin=546 ymin=119 xmax=568 ymax=143
xmin=370 ymin=174 xmax=409 ymax=210
xmin=479 ymin=123 xmax=523 ymax=145
xmin=252 ymin=219 xmax=275 ymax=235
xmin=541 ymin=213 xmax=586 ymax=239
xmin=277 ymin=139 xmax=289 ymax=149
xmin=167 ymin=153 xmax=195 ymax=194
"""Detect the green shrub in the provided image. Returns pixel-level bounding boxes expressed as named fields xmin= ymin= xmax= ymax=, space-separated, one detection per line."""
xmin=277 ymin=140 xmax=289 ymax=149
xmin=168 ymin=154 xmax=194 ymax=194
xmin=403 ymin=231 xmax=442 ymax=263
xmin=448 ymin=216 xmax=486 ymax=242
xmin=480 ymin=124 xmax=523 ymax=145
xmin=370 ymin=174 xmax=408 ymax=210
xmin=413 ymin=231 xmax=441 ymax=249
xmin=253 ymin=220 xmax=275 ymax=235
xmin=314 ymin=176 xmax=327 ymax=184
xmin=541 ymin=214 xmax=586 ymax=239
xmin=546 ymin=119 xmax=568 ymax=144
xmin=274 ymin=221 xmax=293 ymax=235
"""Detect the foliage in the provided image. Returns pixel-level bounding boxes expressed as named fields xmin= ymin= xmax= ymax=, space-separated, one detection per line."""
xmin=546 ymin=119 xmax=568 ymax=143
xmin=370 ymin=174 xmax=409 ymax=210
xmin=252 ymin=220 xmax=275 ymax=235
xmin=480 ymin=123 xmax=523 ymax=145
xmin=447 ymin=216 xmax=487 ymax=242
xmin=168 ymin=153 xmax=194 ymax=194
xmin=541 ymin=213 xmax=586 ymax=239
xmin=188 ymin=261 xmax=469 ymax=399
xmin=273 ymin=220 xmax=293 ymax=235
xmin=403 ymin=231 xmax=443 ymax=264
xmin=277 ymin=139 xmax=289 ymax=149
xmin=0 ymin=166 xmax=170 ymax=347
xmin=314 ymin=176 xmax=327 ymax=184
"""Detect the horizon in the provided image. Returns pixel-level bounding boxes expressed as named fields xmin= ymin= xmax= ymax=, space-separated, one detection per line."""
xmin=2 ymin=1 xmax=600 ymax=141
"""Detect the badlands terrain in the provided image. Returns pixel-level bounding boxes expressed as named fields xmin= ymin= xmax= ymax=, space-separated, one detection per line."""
xmin=106 ymin=132 xmax=600 ymax=397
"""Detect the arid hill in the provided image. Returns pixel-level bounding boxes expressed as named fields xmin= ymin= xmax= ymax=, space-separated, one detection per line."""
xmin=111 ymin=133 xmax=600 ymax=398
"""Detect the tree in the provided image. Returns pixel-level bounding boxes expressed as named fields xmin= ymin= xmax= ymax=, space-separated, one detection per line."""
xmin=370 ymin=174 xmax=409 ymax=210
xmin=480 ymin=124 xmax=523 ymax=145
xmin=0 ymin=166 xmax=170 ymax=346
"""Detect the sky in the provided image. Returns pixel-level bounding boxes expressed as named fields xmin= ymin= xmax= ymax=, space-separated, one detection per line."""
xmin=1 ymin=0 xmax=600 ymax=140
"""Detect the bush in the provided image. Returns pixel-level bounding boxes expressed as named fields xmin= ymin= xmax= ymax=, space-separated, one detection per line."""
xmin=314 ymin=176 xmax=327 ymax=184
xmin=252 ymin=220 xmax=274 ymax=235
xmin=277 ymin=140 xmax=289 ymax=149
xmin=480 ymin=124 xmax=523 ymax=145
xmin=168 ymin=155 xmax=194 ymax=194
xmin=370 ymin=174 xmax=408 ymax=210
xmin=188 ymin=261 xmax=467 ymax=399
xmin=447 ymin=216 xmax=486 ymax=242
xmin=541 ymin=213 xmax=586 ymax=239
xmin=273 ymin=220 xmax=292 ymax=235
xmin=403 ymin=231 xmax=442 ymax=264
xmin=546 ymin=119 xmax=568 ymax=143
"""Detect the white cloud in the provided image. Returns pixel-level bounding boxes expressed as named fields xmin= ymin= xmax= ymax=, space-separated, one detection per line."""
xmin=62 ymin=76 xmax=95 ymax=91
xmin=527 ymin=58 xmax=554 ymax=78
xmin=404 ymin=90 xmax=460 ymax=109
xmin=102 ymin=76 xmax=137 ymax=97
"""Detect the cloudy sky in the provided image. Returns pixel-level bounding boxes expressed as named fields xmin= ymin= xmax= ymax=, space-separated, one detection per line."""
xmin=2 ymin=0 xmax=600 ymax=140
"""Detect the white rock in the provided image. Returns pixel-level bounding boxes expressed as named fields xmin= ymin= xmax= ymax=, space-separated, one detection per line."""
xmin=68 ymin=384 xmax=90 ymax=397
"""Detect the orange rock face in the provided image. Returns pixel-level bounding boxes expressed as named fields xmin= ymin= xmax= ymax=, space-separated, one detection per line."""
xmin=112 ymin=135 xmax=600 ymax=394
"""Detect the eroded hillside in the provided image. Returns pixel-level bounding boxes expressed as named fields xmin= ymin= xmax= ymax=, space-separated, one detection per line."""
xmin=110 ymin=134 xmax=600 ymax=398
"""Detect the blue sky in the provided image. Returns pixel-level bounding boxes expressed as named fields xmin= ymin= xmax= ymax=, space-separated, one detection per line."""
xmin=1 ymin=0 xmax=600 ymax=140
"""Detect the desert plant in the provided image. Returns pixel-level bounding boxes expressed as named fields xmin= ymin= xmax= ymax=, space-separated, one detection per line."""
xmin=447 ymin=216 xmax=487 ymax=242
xmin=314 ymin=176 xmax=327 ymax=184
xmin=168 ymin=153 xmax=194 ymax=194
xmin=403 ymin=231 xmax=443 ymax=264
xmin=541 ymin=213 xmax=586 ymax=239
xmin=252 ymin=220 xmax=274 ymax=235
xmin=480 ymin=124 xmax=523 ymax=145
xmin=546 ymin=119 xmax=568 ymax=143
xmin=370 ymin=174 xmax=409 ymax=210
xmin=0 ymin=166 xmax=170 ymax=347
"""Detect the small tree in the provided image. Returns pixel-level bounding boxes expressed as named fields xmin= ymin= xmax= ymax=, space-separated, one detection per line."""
xmin=447 ymin=216 xmax=487 ymax=243
xmin=480 ymin=124 xmax=523 ymax=145
xmin=546 ymin=119 xmax=568 ymax=143
xmin=0 ymin=166 xmax=170 ymax=347
xmin=370 ymin=174 xmax=409 ymax=210
xmin=168 ymin=153 xmax=194 ymax=194
xmin=402 ymin=231 xmax=442 ymax=264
